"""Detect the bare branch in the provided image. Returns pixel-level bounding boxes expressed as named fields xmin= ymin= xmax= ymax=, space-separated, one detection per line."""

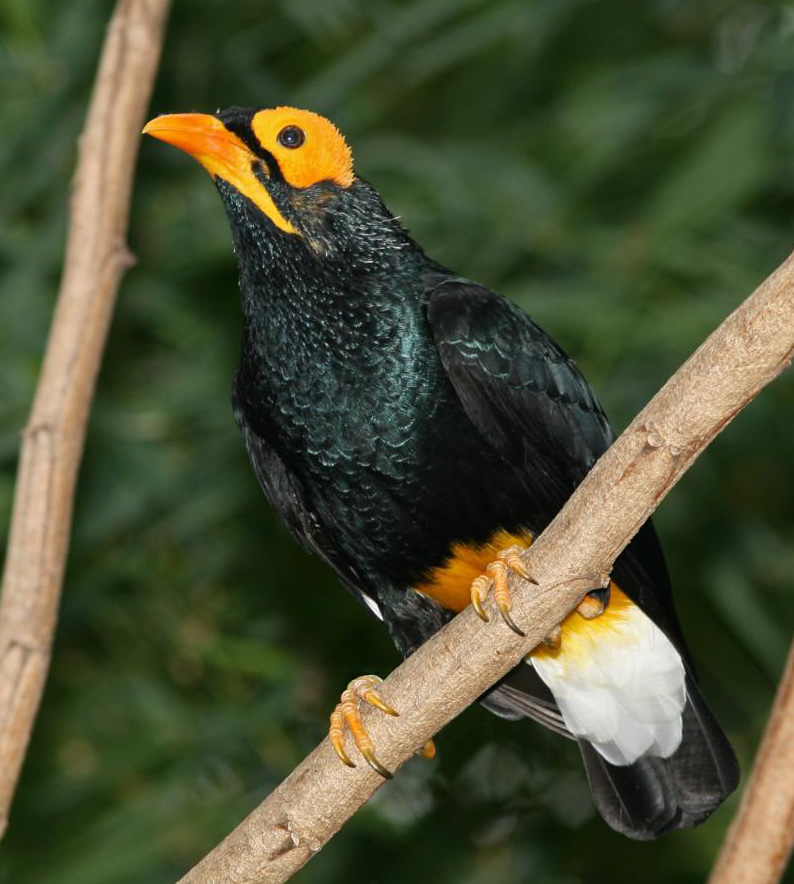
xmin=709 ymin=636 xmax=794 ymax=884
xmin=176 ymin=257 xmax=794 ymax=879
xmin=0 ymin=0 xmax=172 ymax=839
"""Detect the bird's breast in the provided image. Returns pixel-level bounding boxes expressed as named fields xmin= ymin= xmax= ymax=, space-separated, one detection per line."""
xmin=237 ymin=293 xmax=531 ymax=588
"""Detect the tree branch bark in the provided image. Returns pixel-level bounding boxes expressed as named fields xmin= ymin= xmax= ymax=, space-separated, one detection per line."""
xmin=175 ymin=252 xmax=794 ymax=882
xmin=0 ymin=0 xmax=172 ymax=839
xmin=709 ymin=635 xmax=794 ymax=884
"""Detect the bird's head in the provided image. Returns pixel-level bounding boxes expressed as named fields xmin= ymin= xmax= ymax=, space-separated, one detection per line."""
xmin=143 ymin=106 xmax=409 ymax=263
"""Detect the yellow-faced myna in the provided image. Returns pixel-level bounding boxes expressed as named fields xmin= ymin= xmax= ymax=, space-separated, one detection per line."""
xmin=143 ymin=107 xmax=739 ymax=839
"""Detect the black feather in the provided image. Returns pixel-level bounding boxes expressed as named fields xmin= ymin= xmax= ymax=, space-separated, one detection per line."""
xmin=579 ymin=676 xmax=739 ymax=839
xmin=205 ymin=133 xmax=738 ymax=838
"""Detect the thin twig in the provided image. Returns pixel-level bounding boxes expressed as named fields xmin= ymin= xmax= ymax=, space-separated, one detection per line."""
xmin=176 ymin=256 xmax=794 ymax=880
xmin=0 ymin=0 xmax=172 ymax=839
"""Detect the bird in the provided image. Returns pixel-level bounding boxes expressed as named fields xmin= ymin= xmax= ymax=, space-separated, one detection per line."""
xmin=143 ymin=106 xmax=739 ymax=839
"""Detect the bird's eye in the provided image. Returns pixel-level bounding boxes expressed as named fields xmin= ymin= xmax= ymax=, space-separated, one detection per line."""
xmin=277 ymin=125 xmax=305 ymax=149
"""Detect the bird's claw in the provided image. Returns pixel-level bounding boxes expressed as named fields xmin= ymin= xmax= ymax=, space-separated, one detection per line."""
xmin=471 ymin=575 xmax=492 ymax=622
xmin=418 ymin=739 xmax=437 ymax=759
xmin=541 ymin=624 xmax=562 ymax=649
xmin=329 ymin=675 xmax=399 ymax=778
xmin=470 ymin=545 xmax=536 ymax=637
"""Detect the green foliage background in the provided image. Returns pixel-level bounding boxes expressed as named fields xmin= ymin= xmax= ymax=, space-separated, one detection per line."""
xmin=2 ymin=0 xmax=794 ymax=881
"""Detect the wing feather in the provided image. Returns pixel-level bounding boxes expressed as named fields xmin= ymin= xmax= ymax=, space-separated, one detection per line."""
xmin=427 ymin=277 xmax=613 ymax=495
xmin=426 ymin=276 xmax=683 ymax=640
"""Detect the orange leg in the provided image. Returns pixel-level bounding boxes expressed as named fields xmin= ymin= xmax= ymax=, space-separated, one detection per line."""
xmin=328 ymin=675 xmax=435 ymax=779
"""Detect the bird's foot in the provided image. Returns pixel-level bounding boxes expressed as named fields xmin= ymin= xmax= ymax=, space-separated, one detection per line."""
xmin=470 ymin=545 xmax=536 ymax=637
xmin=541 ymin=624 xmax=562 ymax=650
xmin=328 ymin=675 xmax=435 ymax=779
xmin=470 ymin=545 xmax=610 ymax=644
xmin=577 ymin=584 xmax=610 ymax=620
xmin=530 ymin=586 xmax=612 ymax=654
xmin=329 ymin=675 xmax=397 ymax=778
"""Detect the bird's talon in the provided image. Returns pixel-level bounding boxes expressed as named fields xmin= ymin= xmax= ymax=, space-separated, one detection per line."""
xmin=473 ymin=599 xmax=490 ymax=622
xmin=330 ymin=715 xmax=357 ymax=768
xmin=418 ymin=739 xmax=436 ymax=759
xmin=331 ymin=740 xmax=356 ymax=768
xmin=470 ymin=543 xmax=534 ymax=634
xmin=361 ymin=746 xmax=394 ymax=779
xmin=328 ymin=675 xmax=397 ymax=779
xmin=363 ymin=689 xmax=399 ymax=717
xmin=497 ymin=602 xmax=526 ymax=637
xmin=471 ymin=575 xmax=492 ymax=622
xmin=542 ymin=625 xmax=562 ymax=650
xmin=501 ymin=546 xmax=533 ymax=581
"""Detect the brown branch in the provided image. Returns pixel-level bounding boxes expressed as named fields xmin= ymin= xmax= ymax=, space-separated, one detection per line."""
xmin=176 ymin=257 xmax=794 ymax=880
xmin=709 ymin=636 xmax=794 ymax=884
xmin=0 ymin=0 xmax=172 ymax=839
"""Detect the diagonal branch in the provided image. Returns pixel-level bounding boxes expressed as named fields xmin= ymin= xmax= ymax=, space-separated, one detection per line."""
xmin=0 ymin=0 xmax=172 ymax=840
xmin=176 ymin=252 xmax=794 ymax=883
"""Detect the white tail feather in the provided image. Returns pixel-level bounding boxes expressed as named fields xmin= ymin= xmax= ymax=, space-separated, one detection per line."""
xmin=530 ymin=601 xmax=686 ymax=766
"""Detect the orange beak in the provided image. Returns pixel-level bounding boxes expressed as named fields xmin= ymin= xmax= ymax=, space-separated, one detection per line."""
xmin=142 ymin=113 xmax=297 ymax=234
xmin=142 ymin=113 xmax=256 ymax=181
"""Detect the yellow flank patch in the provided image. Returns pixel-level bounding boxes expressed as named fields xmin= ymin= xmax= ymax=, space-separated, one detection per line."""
xmin=530 ymin=582 xmax=632 ymax=663
xmin=415 ymin=528 xmax=633 ymax=656
xmin=415 ymin=529 xmax=534 ymax=612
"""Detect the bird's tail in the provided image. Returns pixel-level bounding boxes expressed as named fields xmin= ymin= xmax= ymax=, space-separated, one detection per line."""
xmin=578 ymin=675 xmax=739 ymax=839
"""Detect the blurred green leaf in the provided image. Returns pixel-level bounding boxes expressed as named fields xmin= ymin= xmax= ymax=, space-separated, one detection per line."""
xmin=2 ymin=1 xmax=794 ymax=882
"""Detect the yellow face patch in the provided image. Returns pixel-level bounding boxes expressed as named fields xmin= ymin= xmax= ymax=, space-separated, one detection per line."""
xmin=250 ymin=106 xmax=354 ymax=189
xmin=143 ymin=113 xmax=297 ymax=234
xmin=143 ymin=107 xmax=355 ymax=234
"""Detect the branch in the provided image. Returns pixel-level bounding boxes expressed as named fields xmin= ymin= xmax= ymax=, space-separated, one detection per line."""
xmin=709 ymin=634 xmax=794 ymax=884
xmin=176 ymin=254 xmax=794 ymax=881
xmin=0 ymin=0 xmax=172 ymax=839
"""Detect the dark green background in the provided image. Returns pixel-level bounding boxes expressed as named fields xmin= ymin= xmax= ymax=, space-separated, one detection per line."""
xmin=2 ymin=0 xmax=794 ymax=881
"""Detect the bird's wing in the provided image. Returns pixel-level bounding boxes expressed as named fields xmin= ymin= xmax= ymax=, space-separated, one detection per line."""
xmin=233 ymin=393 xmax=383 ymax=621
xmin=426 ymin=276 xmax=685 ymax=646
xmin=426 ymin=276 xmax=613 ymax=500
